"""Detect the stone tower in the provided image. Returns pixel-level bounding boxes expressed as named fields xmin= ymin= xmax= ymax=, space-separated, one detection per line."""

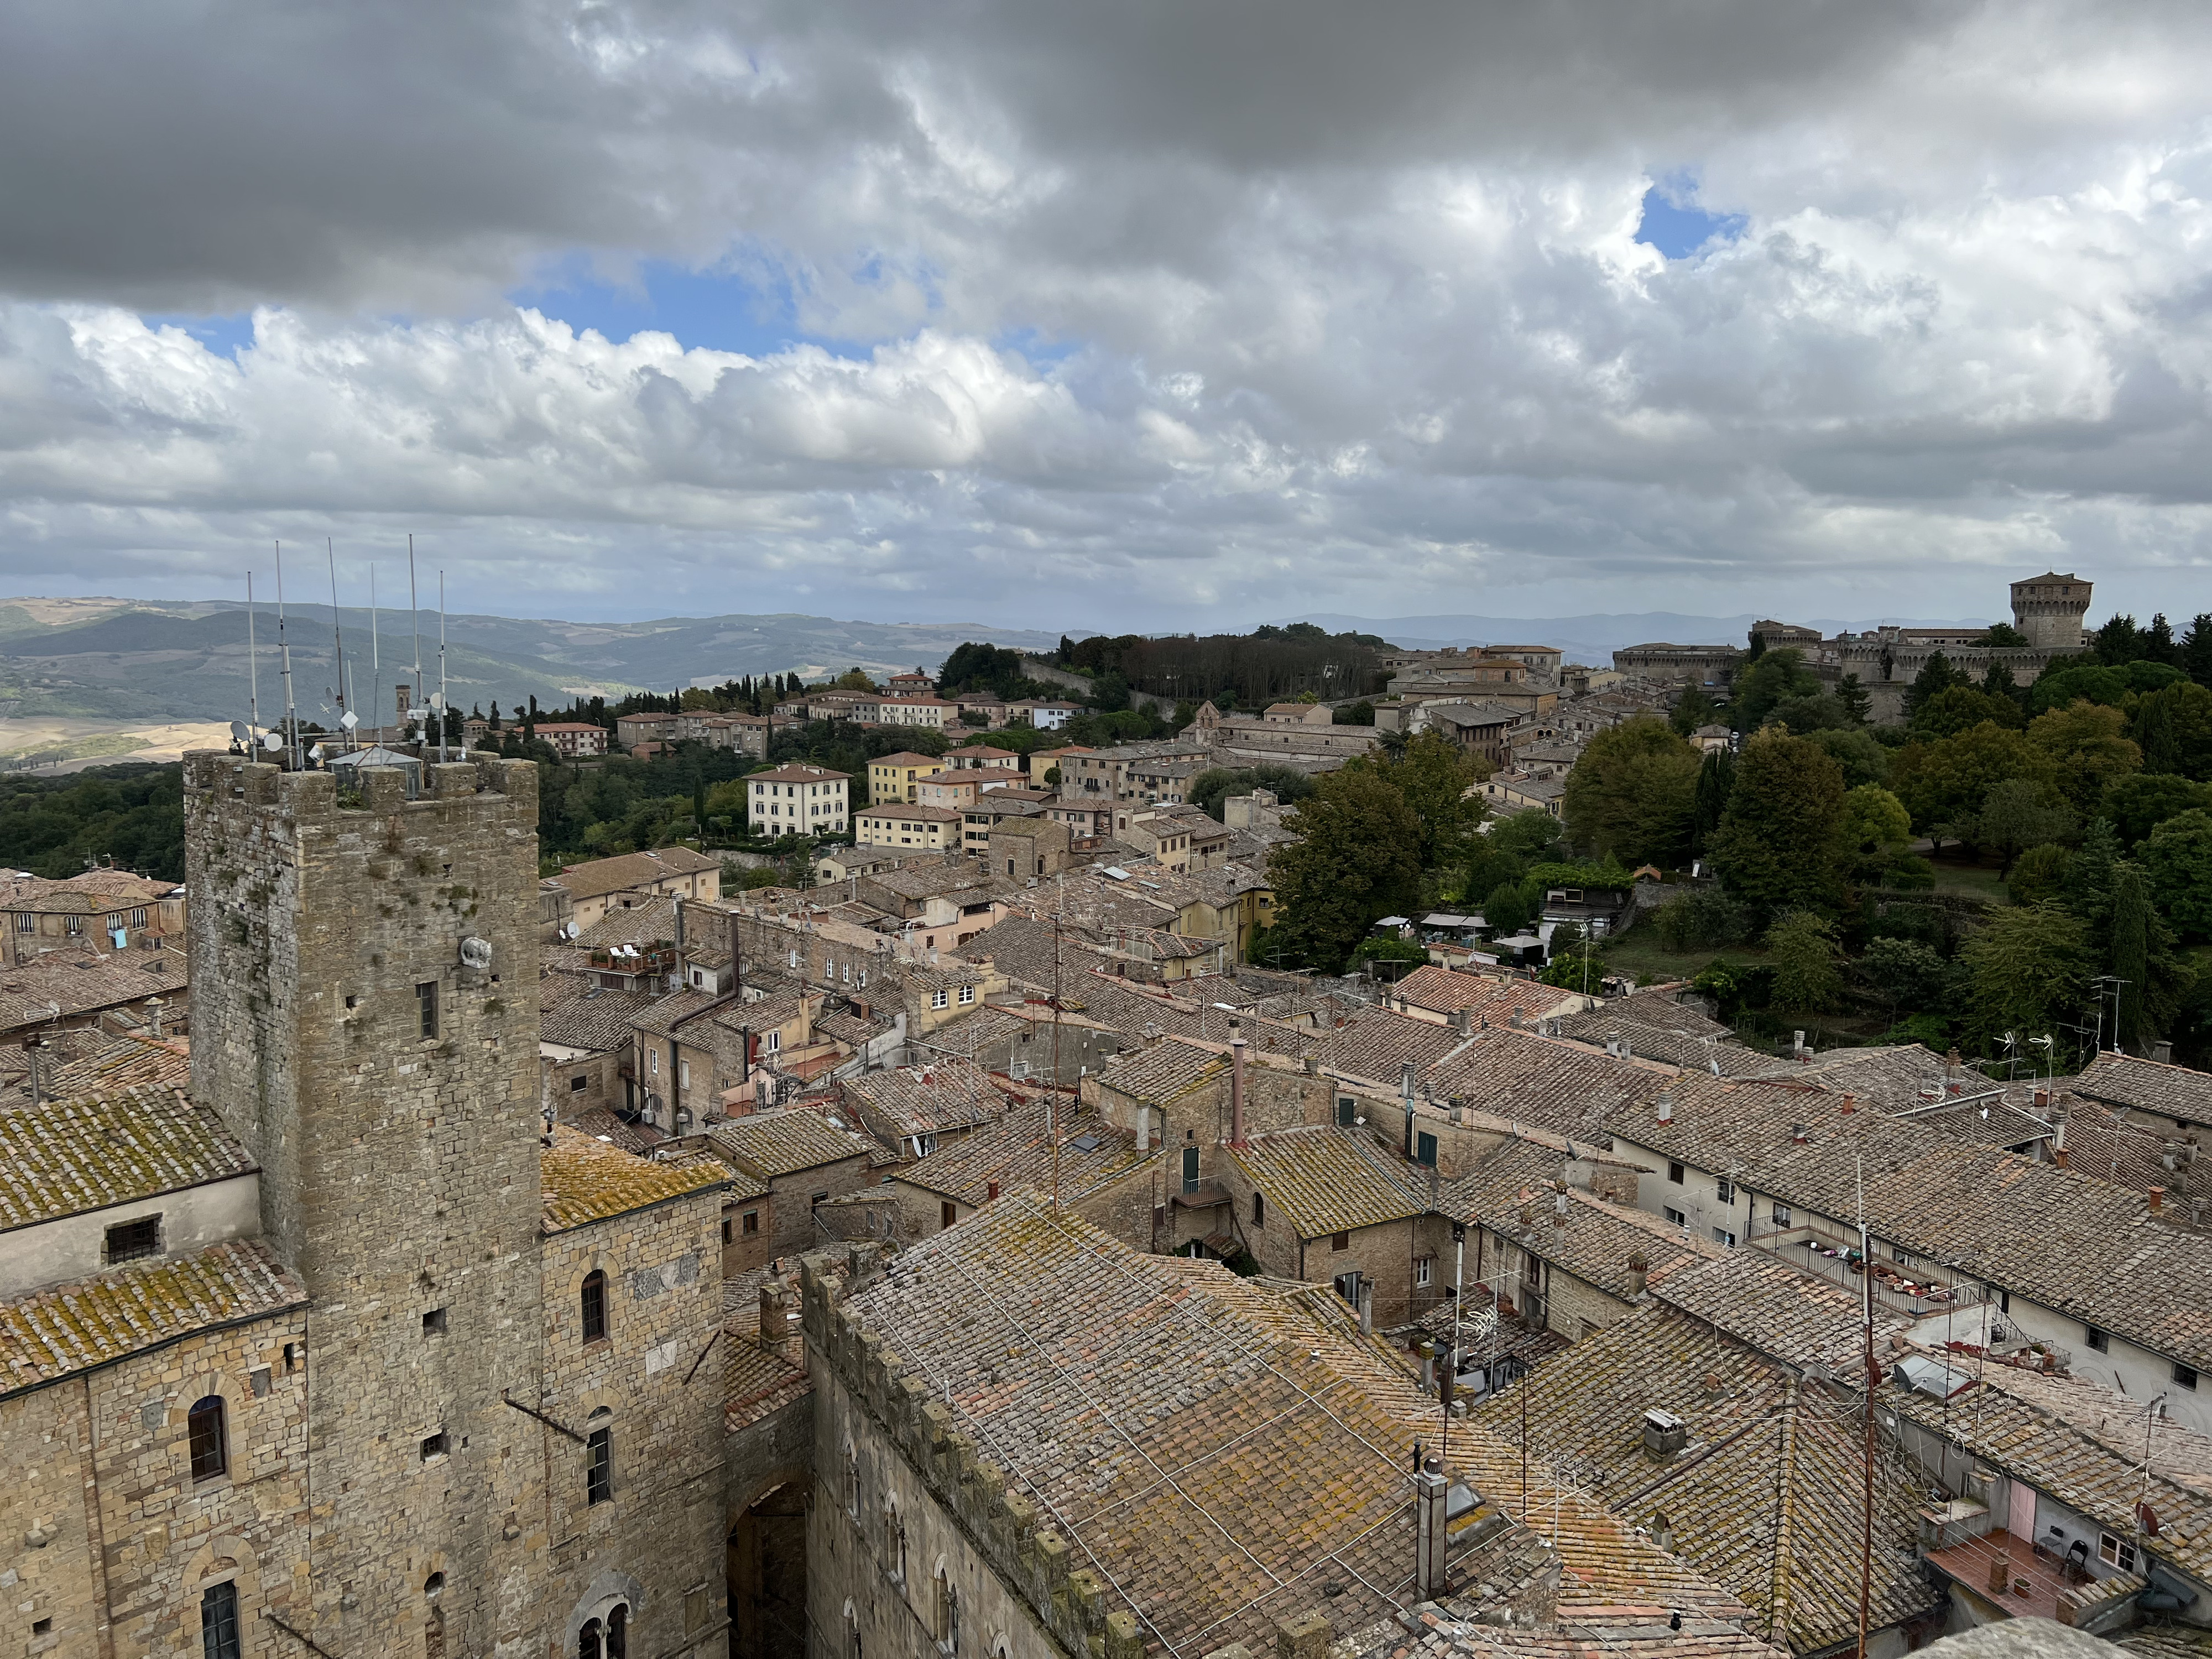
xmin=2011 ymin=571 xmax=2093 ymax=649
xmin=183 ymin=752 xmax=549 ymax=1655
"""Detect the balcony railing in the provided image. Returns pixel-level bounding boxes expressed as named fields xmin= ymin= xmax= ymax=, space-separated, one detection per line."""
xmin=1751 ymin=1225 xmax=1985 ymax=1319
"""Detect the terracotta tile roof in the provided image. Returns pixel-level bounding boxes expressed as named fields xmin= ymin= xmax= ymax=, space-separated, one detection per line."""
xmin=1387 ymin=966 xmax=1584 ymax=1024
xmin=896 ymin=1099 xmax=1145 ymax=1205
xmin=6 ymin=1033 xmax=191 ymax=1100
xmin=841 ymin=1198 xmax=1761 ymax=1659
xmin=709 ymin=1108 xmax=877 ymax=1179
xmin=573 ymin=893 xmax=677 ymax=946
xmin=726 ymin=1337 xmax=813 ymax=1431
xmin=540 ymin=983 xmax=663 ymax=1051
xmin=0 ymin=943 xmax=185 ymax=1030
xmin=630 ymin=988 xmax=724 ymax=1037
xmin=1470 ymin=1302 xmax=1939 ymax=1655
xmin=1890 ymin=1091 xmax=2055 ymax=1154
xmin=1886 ymin=1350 xmax=2212 ymax=1582
xmin=1649 ymin=1250 xmax=1909 ymax=1378
xmin=562 ymin=1107 xmax=667 ymax=1156
xmin=1443 ymin=1139 xmax=1723 ymax=1302
xmin=1306 ymin=1006 xmax=1473 ymax=1090
xmin=0 ymin=1086 xmax=254 ymax=1231
xmin=1345 ymin=1604 xmax=1784 ymax=1659
xmin=2075 ymin=1051 xmax=2212 ymax=1127
xmin=844 ymin=1058 xmax=1008 ymax=1139
xmin=1230 ymin=1125 xmax=1427 ymax=1238
xmin=2046 ymin=1096 xmax=2207 ymax=1202
xmin=0 ymin=1239 xmax=305 ymax=1398
xmin=1608 ymin=1074 xmax=2212 ymax=1374
xmin=554 ymin=846 xmax=720 ymax=903
xmin=540 ymin=1125 xmax=727 ymax=1232
xmin=1093 ymin=1034 xmax=1230 ymax=1107
xmin=1425 ymin=1029 xmax=1677 ymax=1140
xmin=1741 ymin=1044 xmax=1962 ymax=1113
xmin=817 ymin=1008 xmax=896 ymax=1048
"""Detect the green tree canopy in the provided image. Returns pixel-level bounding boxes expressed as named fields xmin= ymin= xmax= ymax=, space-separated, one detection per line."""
xmin=1855 ymin=936 xmax=1950 ymax=1019
xmin=1691 ymin=747 xmax=1735 ymax=857
xmin=1968 ymin=778 xmax=2075 ymax=875
xmin=2130 ymin=680 xmax=2212 ymax=781
xmin=1670 ymin=683 xmax=1719 ymax=736
xmin=1268 ymin=768 xmax=1424 ymax=971
xmin=1886 ymin=722 xmax=2057 ymax=842
xmin=2142 ymin=808 xmax=2212 ymax=940
xmin=2102 ymin=772 xmax=2212 ymax=849
xmin=1912 ymin=685 xmax=2025 ymax=737
xmin=2028 ymin=700 xmax=2142 ymax=815
xmin=1708 ymin=727 xmax=1848 ymax=913
xmin=1766 ymin=910 xmax=1846 ymax=1011
xmin=2006 ymin=842 xmax=2073 ymax=906
xmin=1562 ymin=714 xmax=1700 ymax=867
xmin=1371 ymin=731 xmax=1490 ymax=869
xmin=1904 ymin=651 xmax=1965 ymax=718
xmin=1730 ymin=649 xmax=1820 ymax=731
xmin=2029 ymin=658 xmax=2184 ymax=716
xmin=1977 ymin=623 xmax=2030 ymax=648
xmin=1959 ymin=906 xmax=2094 ymax=1053
xmin=1802 ymin=727 xmax=1890 ymax=788
xmin=1187 ymin=764 xmax=1318 ymax=821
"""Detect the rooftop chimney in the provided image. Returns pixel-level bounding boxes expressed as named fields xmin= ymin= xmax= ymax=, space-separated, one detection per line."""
xmin=1230 ymin=1036 xmax=1248 ymax=1147
xmin=2150 ymin=1185 xmax=2166 ymax=1217
xmin=1656 ymin=1094 xmax=1674 ymax=1124
xmin=1626 ymin=1251 xmax=1648 ymax=1299
xmin=1792 ymin=1123 xmax=1809 ymax=1145
xmin=1415 ymin=1454 xmax=1450 ymax=1598
xmin=1839 ymin=1093 xmax=1856 ymax=1115
xmin=1641 ymin=1408 xmax=1688 ymax=1459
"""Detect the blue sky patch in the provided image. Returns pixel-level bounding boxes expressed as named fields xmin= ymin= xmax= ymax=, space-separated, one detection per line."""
xmin=1635 ymin=179 xmax=1748 ymax=259
xmin=510 ymin=257 xmax=822 ymax=358
xmin=144 ymin=312 xmax=258 ymax=357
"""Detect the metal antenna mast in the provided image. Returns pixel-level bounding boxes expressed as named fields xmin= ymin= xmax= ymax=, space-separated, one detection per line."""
xmin=438 ymin=569 xmax=450 ymax=763
xmin=408 ymin=535 xmax=422 ymax=746
xmin=246 ymin=572 xmax=262 ymax=747
xmin=326 ymin=538 xmax=347 ymax=747
xmin=369 ymin=565 xmax=380 ymax=743
xmin=275 ymin=541 xmax=300 ymax=770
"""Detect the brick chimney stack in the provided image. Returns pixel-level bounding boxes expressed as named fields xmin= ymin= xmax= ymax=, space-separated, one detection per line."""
xmin=1626 ymin=1251 xmax=1648 ymax=1299
xmin=2150 ymin=1185 xmax=2166 ymax=1217
xmin=1415 ymin=1454 xmax=1450 ymax=1598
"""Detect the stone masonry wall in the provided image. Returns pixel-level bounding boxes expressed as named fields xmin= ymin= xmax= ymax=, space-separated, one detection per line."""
xmin=184 ymin=753 xmax=555 ymax=1655
xmin=540 ymin=1189 xmax=732 ymax=1656
xmin=0 ymin=1306 xmax=311 ymax=1658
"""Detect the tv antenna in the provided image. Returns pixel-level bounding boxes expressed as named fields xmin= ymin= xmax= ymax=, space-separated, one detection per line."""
xmin=326 ymin=538 xmax=347 ymax=748
xmin=275 ymin=541 xmax=301 ymax=770
xmin=245 ymin=570 xmax=262 ymax=750
xmin=408 ymin=534 xmax=423 ymax=746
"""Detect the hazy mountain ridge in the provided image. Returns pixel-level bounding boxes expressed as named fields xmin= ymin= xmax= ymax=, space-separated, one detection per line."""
xmin=1282 ymin=611 xmax=1996 ymax=662
xmin=0 ymin=598 xmax=1063 ymax=723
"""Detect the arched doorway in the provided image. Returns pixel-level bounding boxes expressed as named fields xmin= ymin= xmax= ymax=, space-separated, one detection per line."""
xmin=729 ymin=1480 xmax=807 ymax=1659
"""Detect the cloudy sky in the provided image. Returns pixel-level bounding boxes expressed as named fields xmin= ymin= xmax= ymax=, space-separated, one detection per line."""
xmin=3 ymin=0 xmax=2211 ymax=631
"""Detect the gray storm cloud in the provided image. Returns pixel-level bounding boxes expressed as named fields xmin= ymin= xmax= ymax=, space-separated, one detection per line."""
xmin=1 ymin=0 xmax=2210 ymax=623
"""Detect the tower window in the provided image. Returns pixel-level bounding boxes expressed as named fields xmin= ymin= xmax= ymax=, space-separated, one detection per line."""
xmin=586 ymin=1418 xmax=613 ymax=1505
xmin=416 ymin=980 xmax=439 ymax=1040
xmin=201 ymin=1581 xmax=241 ymax=1659
xmin=581 ymin=1270 xmax=608 ymax=1343
xmin=187 ymin=1395 xmax=228 ymax=1480
xmin=422 ymin=1308 xmax=447 ymax=1335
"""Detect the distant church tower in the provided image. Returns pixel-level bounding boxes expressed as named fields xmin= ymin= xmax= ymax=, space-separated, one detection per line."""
xmin=2011 ymin=572 xmax=2093 ymax=649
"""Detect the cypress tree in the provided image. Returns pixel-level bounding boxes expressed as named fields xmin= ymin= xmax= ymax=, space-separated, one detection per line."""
xmin=2110 ymin=861 xmax=2150 ymax=1053
xmin=1692 ymin=748 xmax=1735 ymax=856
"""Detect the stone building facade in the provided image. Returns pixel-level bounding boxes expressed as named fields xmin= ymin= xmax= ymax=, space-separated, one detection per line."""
xmin=0 ymin=750 xmax=738 ymax=1659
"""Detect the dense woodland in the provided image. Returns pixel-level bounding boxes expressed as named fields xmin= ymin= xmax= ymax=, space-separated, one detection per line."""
xmin=1057 ymin=623 xmax=1392 ymax=709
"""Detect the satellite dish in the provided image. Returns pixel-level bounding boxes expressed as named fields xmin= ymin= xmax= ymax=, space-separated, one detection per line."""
xmin=261 ymin=731 xmax=284 ymax=751
xmin=340 ymin=711 xmax=359 ymax=730
xmin=430 ymin=693 xmax=446 ymax=711
xmin=229 ymin=720 xmax=249 ymax=742
xmin=308 ymin=744 xmax=325 ymax=761
xmin=564 ymin=922 xmax=580 ymax=940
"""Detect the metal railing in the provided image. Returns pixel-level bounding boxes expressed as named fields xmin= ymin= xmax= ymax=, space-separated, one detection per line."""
xmin=1750 ymin=1225 xmax=1985 ymax=1319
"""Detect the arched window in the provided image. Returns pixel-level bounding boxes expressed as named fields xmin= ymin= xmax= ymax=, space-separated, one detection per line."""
xmin=606 ymin=1605 xmax=629 ymax=1658
xmin=201 ymin=1581 xmax=241 ymax=1659
xmin=936 ymin=1567 xmax=960 ymax=1654
xmin=845 ymin=1446 xmax=860 ymax=1517
xmin=586 ymin=1409 xmax=613 ymax=1505
xmin=1251 ymin=1191 xmax=1265 ymax=1228
xmin=581 ymin=1271 xmax=608 ymax=1344
xmin=188 ymin=1395 xmax=228 ymax=1480
xmin=846 ymin=1605 xmax=863 ymax=1659
xmin=580 ymin=1618 xmax=602 ymax=1659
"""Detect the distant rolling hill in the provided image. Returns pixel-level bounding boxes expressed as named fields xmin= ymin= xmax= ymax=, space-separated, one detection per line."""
xmin=0 ymin=598 xmax=1060 ymax=724
xmin=1282 ymin=611 xmax=1994 ymax=664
